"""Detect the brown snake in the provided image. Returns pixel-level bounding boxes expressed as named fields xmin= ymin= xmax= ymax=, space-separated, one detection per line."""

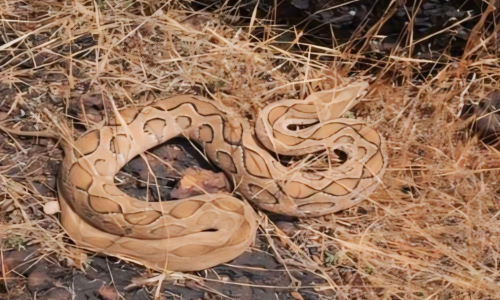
xmin=3 ymin=83 xmax=386 ymax=271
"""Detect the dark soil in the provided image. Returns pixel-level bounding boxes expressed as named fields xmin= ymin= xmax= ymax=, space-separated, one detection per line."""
xmin=197 ymin=0 xmax=497 ymax=77
xmin=1 ymin=240 xmax=332 ymax=300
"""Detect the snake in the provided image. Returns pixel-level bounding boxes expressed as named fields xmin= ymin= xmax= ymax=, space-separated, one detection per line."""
xmin=2 ymin=83 xmax=386 ymax=271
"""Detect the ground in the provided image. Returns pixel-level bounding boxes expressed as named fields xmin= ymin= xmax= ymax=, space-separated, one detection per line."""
xmin=1 ymin=0 xmax=500 ymax=299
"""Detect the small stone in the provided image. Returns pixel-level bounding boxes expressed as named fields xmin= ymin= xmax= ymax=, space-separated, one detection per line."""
xmin=171 ymin=167 xmax=229 ymax=199
xmin=291 ymin=291 xmax=304 ymax=300
xmin=39 ymin=287 xmax=71 ymax=300
xmin=275 ymin=221 xmax=298 ymax=236
xmin=43 ymin=201 xmax=60 ymax=215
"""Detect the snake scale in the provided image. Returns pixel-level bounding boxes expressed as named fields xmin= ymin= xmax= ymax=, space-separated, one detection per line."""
xmin=5 ymin=83 xmax=386 ymax=271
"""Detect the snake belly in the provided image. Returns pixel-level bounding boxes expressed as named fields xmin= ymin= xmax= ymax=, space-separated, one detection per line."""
xmin=57 ymin=89 xmax=386 ymax=271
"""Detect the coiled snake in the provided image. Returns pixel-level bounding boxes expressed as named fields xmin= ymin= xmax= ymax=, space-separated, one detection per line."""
xmin=3 ymin=83 xmax=386 ymax=271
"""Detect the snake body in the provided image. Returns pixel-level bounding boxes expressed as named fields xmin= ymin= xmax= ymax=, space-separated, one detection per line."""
xmin=55 ymin=83 xmax=386 ymax=271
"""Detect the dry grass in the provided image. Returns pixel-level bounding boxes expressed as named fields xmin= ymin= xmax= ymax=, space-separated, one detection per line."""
xmin=1 ymin=0 xmax=500 ymax=299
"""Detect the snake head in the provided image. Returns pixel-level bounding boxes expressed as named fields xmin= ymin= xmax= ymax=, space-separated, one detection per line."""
xmin=304 ymin=81 xmax=369 ymax=122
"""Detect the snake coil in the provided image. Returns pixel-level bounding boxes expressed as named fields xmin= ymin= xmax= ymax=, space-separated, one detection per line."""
xmin=51 ymin=83 xmax=385 ymax=271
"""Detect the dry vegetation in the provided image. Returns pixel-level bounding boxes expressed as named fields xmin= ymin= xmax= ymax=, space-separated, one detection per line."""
xmin=1 ymin=0 xmax=500 ymax=299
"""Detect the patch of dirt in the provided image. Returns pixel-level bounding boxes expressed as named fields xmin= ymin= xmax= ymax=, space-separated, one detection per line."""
xmin=200 ymin=0 xmax=490 ymax=76
xmin=115 ymin=138 xmax=221 ymax=202
xmin=1 ymin=240 xmax=331 ymax=300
